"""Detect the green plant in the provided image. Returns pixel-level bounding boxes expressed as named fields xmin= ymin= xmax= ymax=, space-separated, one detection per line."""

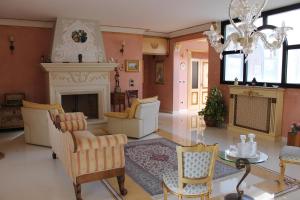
xmin=198 ymin=87 xmax=226 ymax=124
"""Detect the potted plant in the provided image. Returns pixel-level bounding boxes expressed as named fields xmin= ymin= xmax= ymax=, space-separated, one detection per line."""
xmin=198 ymin=87 xmax=226 ymax=127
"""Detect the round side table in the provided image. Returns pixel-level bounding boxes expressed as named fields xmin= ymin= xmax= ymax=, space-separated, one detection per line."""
xmin=219 ymin=151 xmax=268 ymax=200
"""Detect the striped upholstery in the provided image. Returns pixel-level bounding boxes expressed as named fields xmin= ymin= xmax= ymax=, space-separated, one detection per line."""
xmin=49 ymin=112 xmax=128 ymax=183
xmin=55 ymin=112 xmax=87 ymax=132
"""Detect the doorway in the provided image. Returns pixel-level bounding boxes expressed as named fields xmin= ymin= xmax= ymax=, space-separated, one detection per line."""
xmin=173 ymin=38 xmax=209 ymax=112
xmin=188 ymin=59 xmax=208 ymax=110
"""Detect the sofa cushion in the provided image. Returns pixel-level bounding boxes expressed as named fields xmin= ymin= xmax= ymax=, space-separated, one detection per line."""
xmin=73 ymin=132 xmax=128 ymax=152
xmin=23 ymin=100 xmax=64 ymax=113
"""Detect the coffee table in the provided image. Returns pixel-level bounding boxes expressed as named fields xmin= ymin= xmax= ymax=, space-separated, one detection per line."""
xmin=219 ymin=151 xmax=268 ymax=200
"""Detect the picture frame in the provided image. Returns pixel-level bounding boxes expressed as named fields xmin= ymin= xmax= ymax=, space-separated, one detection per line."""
xmin=125 ymin=60 xmax=139 ymax=72
xmin=155 ymin=61 xmax=164 ymax=84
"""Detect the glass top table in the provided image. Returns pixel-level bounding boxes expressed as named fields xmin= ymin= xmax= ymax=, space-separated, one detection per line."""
xmin=218 ymin=150 xmax=268 ymax=200
xmin=219 ymin=150 xmax=268 ymax=164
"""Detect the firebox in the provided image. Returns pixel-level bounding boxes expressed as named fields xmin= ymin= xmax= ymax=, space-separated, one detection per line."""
xmin=61 ymin=94 xmax=98 ymax=119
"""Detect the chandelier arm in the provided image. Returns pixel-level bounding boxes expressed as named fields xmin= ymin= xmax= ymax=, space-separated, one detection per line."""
xmin=252 ymin=31 xmax=281 ymax=49
xmin=229 ymin=0 xmax=242 ymax=36
xmin=250 ymin=0 xmax=269 ymax=25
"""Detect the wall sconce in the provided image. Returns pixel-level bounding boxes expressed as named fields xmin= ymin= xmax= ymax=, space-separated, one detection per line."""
xmin=120 ymin=40 xmax=125 ymax=55
xmin=9 ymin=35 xmax=15 ymax=54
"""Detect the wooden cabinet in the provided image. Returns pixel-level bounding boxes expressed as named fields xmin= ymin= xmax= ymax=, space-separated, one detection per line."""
xmin=111 ymin=92 xmax=126 ymax=112
xmin=0 ymin=106 xmax=23 ymax=129
xmin=228 ymin=86 xmax=284 ymax=139
xmin=143 ymin=37 xmax=169 ymax=55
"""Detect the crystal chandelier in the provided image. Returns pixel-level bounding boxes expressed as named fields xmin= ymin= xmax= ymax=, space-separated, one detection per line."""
xmin=204 ymin=0 xmax=292 ymax=59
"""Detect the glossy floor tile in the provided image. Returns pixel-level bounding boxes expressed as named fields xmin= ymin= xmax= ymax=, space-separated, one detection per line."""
xmin=0 ymin=112 xmax=299 ymax=200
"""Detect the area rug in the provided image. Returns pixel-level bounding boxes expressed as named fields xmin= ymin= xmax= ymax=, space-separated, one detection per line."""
xmin=124 ymin=138 xmax=240 ymax=196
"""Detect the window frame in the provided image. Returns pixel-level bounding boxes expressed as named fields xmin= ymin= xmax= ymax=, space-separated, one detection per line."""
xmin=220 ymin=3 xmax=300 ymax=88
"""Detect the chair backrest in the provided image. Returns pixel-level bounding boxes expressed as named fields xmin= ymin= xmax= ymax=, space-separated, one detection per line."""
xmin=126 ymin=90 xmax=138 ymax=107
xmin=176 ymin=143 xmax=218 ymax=190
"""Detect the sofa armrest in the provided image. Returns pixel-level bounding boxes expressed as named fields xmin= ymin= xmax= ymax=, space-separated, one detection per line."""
xmin=74 ymin=132 xmax=128 ymax=152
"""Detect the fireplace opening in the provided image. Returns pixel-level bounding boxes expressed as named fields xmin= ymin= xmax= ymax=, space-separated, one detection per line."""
xmin=61 ymin=94 xmax=98 ymax=119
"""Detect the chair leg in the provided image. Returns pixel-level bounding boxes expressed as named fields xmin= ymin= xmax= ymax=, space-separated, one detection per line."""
xmin=178 ymin=195 xmax=182 ymax=200
xmin=73 ymin=183 xmax=82 ymax=200
xmin=52 ymin=152 xmax=57 ymax=159
xmin=280 ymin=159 xmax=286 ymax=184
xmin=163 ymin=183 xmax=168 ymax=200
xmin=117 ymin=175 xmax=128 ymax=196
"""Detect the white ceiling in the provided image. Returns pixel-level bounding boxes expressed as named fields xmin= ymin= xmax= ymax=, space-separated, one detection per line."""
xmin=0 ymin=0 xmax=299 ymax=33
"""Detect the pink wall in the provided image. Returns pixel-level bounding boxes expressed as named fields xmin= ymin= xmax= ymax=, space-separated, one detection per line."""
xmin=0 ymin=25 xmax=52 ymax=104
xmin=143 ymin=55 xmax=170 ymax=112
xmin=102 ymin=32 xmax=143 ymax=103
xmin=0 ymin=28 xmax=144 ymax=107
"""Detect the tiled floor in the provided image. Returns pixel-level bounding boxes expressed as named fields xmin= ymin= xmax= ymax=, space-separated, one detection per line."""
xmin=0 ymin=112 xmax=299 ymax=200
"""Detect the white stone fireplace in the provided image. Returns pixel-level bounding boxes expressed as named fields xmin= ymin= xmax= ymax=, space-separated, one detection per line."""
xmin=41 ymin=63 xmax=117 ymax=123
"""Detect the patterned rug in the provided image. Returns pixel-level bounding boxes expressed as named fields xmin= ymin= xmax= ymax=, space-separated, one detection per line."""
xmin=124 ymin=138 xmax=240 ymax=196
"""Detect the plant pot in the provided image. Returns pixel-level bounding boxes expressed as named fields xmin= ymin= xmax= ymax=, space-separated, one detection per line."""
xmin=204 ymin=117 xmax=216 ymax=127
xmin=287 ymin=132 xmax=300 ymax=147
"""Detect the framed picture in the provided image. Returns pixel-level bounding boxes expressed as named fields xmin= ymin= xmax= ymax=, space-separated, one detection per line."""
xmin=155 ymin=61 xmax=164 ymax=84
xmin=125 ymin=60 xmax=139 ymax=72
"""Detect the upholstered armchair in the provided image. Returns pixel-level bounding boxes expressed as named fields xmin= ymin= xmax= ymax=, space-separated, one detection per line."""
xmin=105 ymin=97 xmax=160 ymax=138
xmin=50 ymin=112 xmax=128 ymax=200
xmin=162 ymin=143 xmax=218 ymax=200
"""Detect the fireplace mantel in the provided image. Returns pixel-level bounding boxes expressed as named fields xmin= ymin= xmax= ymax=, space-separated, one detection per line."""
xmin=41 ymin=62 xmax=118 ymax=72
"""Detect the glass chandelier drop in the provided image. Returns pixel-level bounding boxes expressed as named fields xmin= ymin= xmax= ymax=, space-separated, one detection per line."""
xmin=204 ymin=0 xmax=292 ymax=59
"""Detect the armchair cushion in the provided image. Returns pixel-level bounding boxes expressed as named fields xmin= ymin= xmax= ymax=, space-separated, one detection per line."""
xmin=104 ymin=112 xmax=129 ymax=119
xmin=74 ymin=133 xmax=127 ymax=152
xmin=280 ymin=146 xmax=300 ymax=162
xmin=128 ymin=99 xmax=140 ymax=119
xmin=22 ymin=100 xmax=64 ymax=113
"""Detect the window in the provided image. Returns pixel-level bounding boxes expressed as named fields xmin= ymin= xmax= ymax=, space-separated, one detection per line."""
xmin=221 ymin=4 xmax=300 ymax=87
xmin=246 ymin=29 xmax=283 ymax=83
xmin=224 ymin=54 xmax=244 ymax=81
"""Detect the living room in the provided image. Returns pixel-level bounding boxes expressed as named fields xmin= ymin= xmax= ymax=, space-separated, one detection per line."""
xmin=1 ymin=0 xmax=300 ymax=199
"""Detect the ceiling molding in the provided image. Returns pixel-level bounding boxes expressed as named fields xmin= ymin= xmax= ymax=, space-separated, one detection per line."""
xmin=100 ymin=25 xmax=146 ymax=35
xmin=0 ymin=18 xmax=214 ymax=38
xmin=168 ymin=23 xmax=212 ymax=38
xmin=0 ymin=19 xmax=54 ymax=28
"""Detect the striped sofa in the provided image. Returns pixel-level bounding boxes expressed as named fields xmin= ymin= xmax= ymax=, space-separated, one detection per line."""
xmin=50 ymin=112 xmax=128 ymax=200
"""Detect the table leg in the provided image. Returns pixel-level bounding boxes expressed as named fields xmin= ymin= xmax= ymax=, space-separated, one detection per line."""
xmin=224 ymin=158 xmax=254 ymax=200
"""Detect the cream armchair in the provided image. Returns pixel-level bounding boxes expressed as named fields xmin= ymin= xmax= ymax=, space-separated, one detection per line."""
xmin=105 ymin=98 xmax=160 ymax=138
xmin=21 ymin=107 xmax=54 ymax=146
xmin=51 ymin=112 xmax=128 ymax=200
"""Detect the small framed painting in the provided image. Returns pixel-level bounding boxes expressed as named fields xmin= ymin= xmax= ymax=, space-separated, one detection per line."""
xmin=155 ymin=61 xmax=164 ymax=84
xmin=125 ymin=60 xmax=139 ymax=72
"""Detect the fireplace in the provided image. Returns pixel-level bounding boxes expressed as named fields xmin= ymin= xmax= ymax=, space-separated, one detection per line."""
xmin=41 ymin=62 xmax=117 ymax=124
xmin=62 ymin=94 xmax=98 ymax=119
